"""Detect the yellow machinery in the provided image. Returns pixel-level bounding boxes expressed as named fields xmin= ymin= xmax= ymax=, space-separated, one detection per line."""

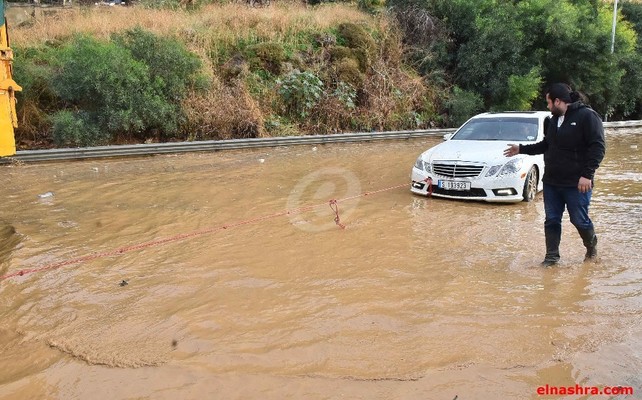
xmin=1 ymin=0 xmax=21 ymax=157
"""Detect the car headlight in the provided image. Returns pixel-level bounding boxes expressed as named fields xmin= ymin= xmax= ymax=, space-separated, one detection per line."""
xmin=414 ymin=157 xmax=430 ymax=172
xmin=497 ymin=158 xmax=524 ymax=177
xmin=486 ymin=165 xmax=502 ymax=177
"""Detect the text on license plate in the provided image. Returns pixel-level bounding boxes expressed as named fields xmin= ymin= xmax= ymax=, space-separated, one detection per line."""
xmin=438 ymin=180 xmax=471 ymax=191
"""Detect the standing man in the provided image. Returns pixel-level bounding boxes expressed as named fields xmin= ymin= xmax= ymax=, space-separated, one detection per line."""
xmin=504 ymin=83 xmax=606 ymax=266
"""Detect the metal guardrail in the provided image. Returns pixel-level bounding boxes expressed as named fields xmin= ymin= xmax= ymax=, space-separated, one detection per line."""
xmin=1 ymin=121 xmax=640 ymax=164
xmin=0 ymin=129 xmax=455 ymax=163
xmin=603 ymin=120 xmax=642 ymax=128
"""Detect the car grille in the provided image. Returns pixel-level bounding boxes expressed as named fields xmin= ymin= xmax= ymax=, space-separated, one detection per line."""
xmin=431 ymin=162 xmax=484 ymax=178
xmin=432 ymin=187 xmax=487 ymax=197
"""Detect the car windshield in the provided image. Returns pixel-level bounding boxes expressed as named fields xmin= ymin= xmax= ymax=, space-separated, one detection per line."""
xmin=452 ymin=117 xmax=539 ymax=141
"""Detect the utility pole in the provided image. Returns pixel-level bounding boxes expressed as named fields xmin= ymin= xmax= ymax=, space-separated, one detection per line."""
xmin=611 ymin=0 xmax=619 ymax=54
xmin=605 ymin=0 xmax=618 ymax=122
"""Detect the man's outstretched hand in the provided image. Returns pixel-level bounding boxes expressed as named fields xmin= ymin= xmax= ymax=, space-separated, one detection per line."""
xmin=504 ymin=144 xmax=519 ymax=157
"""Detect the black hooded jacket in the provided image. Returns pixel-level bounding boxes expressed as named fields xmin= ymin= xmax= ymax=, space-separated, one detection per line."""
xmin=519 ymin=102 xmax=606 ymax=187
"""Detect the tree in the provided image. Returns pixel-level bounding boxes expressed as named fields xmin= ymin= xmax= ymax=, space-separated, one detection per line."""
xmin=390 ymin=0 xmax=642 ymax=118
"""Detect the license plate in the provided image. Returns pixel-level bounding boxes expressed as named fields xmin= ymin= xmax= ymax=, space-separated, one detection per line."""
xmin=438 ymin=180 xmax=471 ymax=191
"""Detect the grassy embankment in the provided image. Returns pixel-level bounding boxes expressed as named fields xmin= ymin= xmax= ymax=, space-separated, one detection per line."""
xmin=11 ymin=2 xmax=439 ymax=148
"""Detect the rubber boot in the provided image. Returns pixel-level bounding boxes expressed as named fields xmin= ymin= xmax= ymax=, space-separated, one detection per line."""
xmin=577 ymin=227 xmax=598 ymax=261
xmin=541 ymin=225 xmax=561 ymax=266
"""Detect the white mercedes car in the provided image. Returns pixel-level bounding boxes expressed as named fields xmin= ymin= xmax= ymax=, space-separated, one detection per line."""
xmin=411 ymin=111 xmax=551 ymax=202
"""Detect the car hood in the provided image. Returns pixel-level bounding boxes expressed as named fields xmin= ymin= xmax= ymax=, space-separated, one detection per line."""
xmin=422 ymin=140 xmax=524 ymax=165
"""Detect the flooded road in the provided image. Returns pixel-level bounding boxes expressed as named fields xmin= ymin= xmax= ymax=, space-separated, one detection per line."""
xmin=1 ymin=129 xmax=641 ymax=399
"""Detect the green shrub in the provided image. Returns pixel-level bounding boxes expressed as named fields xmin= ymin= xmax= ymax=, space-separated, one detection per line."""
xmin=245 ymin=42 xmax=286 ymax=75
xmin=333 ymin=57 xmax=364 ymax=87
xmin=328 ymin=45 xmax=354 ymax=62
xmin=353 ymin=48 xmax=370 ymax=72
xmin=264 ymin=115 xmax=300 ymax=137
xmin=52 ymin=34 xmax=175 ymax=143
xmin=277 ymin=70 xmax=324 ymax=119
xmin=112 ymin=27 xmax=205 ymax=100
xmin=51 ymin=110 xmax=106 ymax=147
xmin=391 ymin=110 xmax=424 ymax=129
xmin=12 ymin=46 xmax=59 ymax=141
xmin=48 ymin=30 xmax=205 ymax=145
xmin=337 ymin=22 xmax=376 ymax=53
xmin=332 ymin=81 xmax=357 ymax=110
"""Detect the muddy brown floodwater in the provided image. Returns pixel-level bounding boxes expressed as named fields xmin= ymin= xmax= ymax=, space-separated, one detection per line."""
xmin=1 ymin=129 xmax=641 ymax=400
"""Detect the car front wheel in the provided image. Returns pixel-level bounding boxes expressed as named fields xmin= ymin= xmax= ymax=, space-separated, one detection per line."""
xmin=522 ymin=166 xmax=538 ymax=202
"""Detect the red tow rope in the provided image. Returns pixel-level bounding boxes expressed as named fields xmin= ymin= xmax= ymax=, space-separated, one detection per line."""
xmin=328 ymin=199 xmax=346 ymax=229
xmin=424 ymin=177 xmax=433 ymax=196
xmin=1 ymin=181 xmax=425 ymax=282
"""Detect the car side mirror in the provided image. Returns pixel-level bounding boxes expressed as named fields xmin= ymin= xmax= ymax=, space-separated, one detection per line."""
xmin=443 ymin=133 xmax=453 ymax=141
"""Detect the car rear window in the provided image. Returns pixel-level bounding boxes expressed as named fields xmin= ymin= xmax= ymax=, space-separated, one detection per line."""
xmin=452 ymin=118 xmax=539 ymax=141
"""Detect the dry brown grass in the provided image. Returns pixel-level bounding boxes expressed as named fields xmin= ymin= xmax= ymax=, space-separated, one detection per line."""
xmin=359 ymin=58 xmax=428 ymax=131
xmin=12 ymin=3 xmax=371 ymax=52
xmin=182 ymin=76 xmax=266 ymax=140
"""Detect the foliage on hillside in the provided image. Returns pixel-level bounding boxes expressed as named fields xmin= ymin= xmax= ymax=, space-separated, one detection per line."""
xmin=9 ymin=0 xmax=642 ymax=148
xmin=388 ymin=0 xmax=642 ymax=122
xmin=12 ymin=3 xmax=438 ymax=147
